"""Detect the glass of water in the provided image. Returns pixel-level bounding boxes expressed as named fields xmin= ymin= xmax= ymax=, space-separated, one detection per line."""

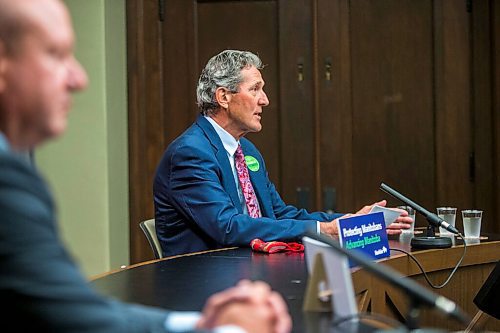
xmin=437 ymin=207 xmax=457 ymax=235
xmin=461 ymin=210 xmax=483 ymax=239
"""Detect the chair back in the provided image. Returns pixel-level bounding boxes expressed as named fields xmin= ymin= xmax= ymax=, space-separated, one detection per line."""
xmin=139 ymin=219 xmax=163 ymax=259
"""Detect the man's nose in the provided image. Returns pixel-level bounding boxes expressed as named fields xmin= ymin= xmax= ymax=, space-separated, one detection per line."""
xmin=68 ymin=57 xmax=88 ymax=91
xmin=259 ymin=90 xmax=269 ymax=106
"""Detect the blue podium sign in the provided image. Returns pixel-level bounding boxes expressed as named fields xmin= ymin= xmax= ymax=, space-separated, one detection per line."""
xmin=337 ymin=212 xmax=390 ymax=266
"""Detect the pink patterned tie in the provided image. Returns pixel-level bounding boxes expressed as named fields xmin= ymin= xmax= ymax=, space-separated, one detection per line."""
xmin=234 ymin=144 xmax=261 ymax=218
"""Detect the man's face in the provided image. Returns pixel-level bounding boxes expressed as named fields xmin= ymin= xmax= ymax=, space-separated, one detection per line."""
xmin=225 ymin=66 xmax=269 ymax=139
xmin=0 ymin=0 xmax=87 ymax=149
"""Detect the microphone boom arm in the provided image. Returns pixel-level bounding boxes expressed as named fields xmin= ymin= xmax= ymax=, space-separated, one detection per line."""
xmin=380 ymin=183 xmax=459 ymax=234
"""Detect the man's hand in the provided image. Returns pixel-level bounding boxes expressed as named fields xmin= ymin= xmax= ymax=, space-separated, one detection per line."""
xmin=196 ymin=280 xmax=292 ymax=333
xmin=357 ymin=199 xmax=413 ymax=235
xmin=385 ymin=207 xmax=413 ymax=235
xmin=319 ymin=218 xmax=340 ymax=237
xmin=320 ymin=200 xmax=413 ymax=236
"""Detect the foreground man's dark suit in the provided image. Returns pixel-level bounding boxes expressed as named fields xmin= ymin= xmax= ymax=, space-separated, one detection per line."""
xmin=0 ymin=151 xmax=174 ymax=332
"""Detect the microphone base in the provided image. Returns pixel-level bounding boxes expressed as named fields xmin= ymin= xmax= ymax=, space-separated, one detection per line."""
xmin=410 ymin=236 xmax=452 ymax=249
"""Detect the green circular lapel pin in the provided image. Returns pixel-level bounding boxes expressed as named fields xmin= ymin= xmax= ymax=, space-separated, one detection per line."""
xmin=245 ymin=155 xmax=260 ymax=172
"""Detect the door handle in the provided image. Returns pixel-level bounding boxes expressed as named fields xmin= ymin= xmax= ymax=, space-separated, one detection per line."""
xmin=297 ymin=63 xmax=304 ymax=82
xmin=325 ymin=58 xmax=332 ymax=81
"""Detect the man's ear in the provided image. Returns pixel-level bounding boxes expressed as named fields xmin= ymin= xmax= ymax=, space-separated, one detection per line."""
xmin=215 ymin=87 xmax=232 ymax=109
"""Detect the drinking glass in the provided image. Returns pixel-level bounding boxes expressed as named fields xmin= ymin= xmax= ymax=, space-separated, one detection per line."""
xmin=461 ymin=210 xmax=482 ymax=239
xmin=437 ymin=207 xmax=456 ymax=236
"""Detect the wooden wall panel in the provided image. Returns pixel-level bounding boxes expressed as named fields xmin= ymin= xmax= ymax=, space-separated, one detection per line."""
xmin=493 ymin=0 xmax=500 ymax=234
xmin=349 ymin=0 xmax=435 ymax=217
xmin=278 ymin=0 xmax=315 ymax=209
xmin=127 ymin=0 xmax=165 ymax=262
xmin=162 ymin=0 xmax=198 ymax=143
xmin=317 ymin=0 xmax=354 ymax=212
xmin=434 ymin=0 xmax=473 ymax=212
xmin=472 ymin=0 xmax=494 ymax=233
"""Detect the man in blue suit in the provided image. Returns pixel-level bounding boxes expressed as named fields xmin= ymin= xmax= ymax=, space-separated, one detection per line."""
xmin=0 ymin=1 xmax=291 ymax=332
xmin=153 ymin=50 xmax=412 ymax=257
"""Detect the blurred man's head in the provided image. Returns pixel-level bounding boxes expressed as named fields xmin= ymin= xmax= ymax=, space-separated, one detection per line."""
xmin=0 ymin=0 xmax=87 ymax=151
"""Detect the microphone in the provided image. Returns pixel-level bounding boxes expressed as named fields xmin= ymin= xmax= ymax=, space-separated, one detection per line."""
xmin=303 ymin=231 xmax=470 ymax=327
xmin=380 ymin=183 xmax=459 ymax=235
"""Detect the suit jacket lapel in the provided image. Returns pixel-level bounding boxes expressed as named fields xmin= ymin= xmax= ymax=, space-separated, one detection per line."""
xmin=196 ymin=116 xmax=243 ymax=213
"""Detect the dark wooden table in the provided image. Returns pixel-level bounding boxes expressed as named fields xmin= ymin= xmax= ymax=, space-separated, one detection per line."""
xmin=92 ymin=233 xmax=500 ymax=332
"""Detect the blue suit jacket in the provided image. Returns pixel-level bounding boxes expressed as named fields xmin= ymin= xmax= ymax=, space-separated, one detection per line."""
xmin=153 ymin=115 xmax=343 ymax=257
xmin=0 ymin=151 xmax=181 ymax=332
